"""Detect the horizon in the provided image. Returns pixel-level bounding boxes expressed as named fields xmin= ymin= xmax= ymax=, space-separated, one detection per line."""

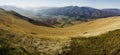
xmin=0 ymin=0 xmax=120 ymax=9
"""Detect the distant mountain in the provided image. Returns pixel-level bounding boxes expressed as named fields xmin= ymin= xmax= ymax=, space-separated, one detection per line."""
xmin=37 ymin=6 xmax=120 ymax=20
xmin=102 ymin=9 xmax=120 ymax=12
xmin=1 ymin=7 xmax=120 ymax=37
xmin=1 ymin=6 xmax=120 ymax=20
xmin=0 ymin=8 xmax=53 ymax=27
xmin=1 ymin=6 xmax=120 ymax=27
xmin=102 ymin=9 xmax=120 ymax=16
xmin=0 ymin=5 xmax=39 ymax=18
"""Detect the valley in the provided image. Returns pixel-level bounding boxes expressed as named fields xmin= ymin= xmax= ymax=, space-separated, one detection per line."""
xmin=0 ymin=5 xmax=120 ymax=55
xmin=1 ymin=9 xmax=120 ymax=39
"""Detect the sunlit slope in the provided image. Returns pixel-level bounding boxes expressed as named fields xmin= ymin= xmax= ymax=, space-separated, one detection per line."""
xmin=68 ymin=29 xmax=120 ymax=55
xmin=67 ymin=16 xmax=120 ymax=37
xmin=0 ymin=9 xmax=73 ymax=39
xmin=1 ymin=9 xmax=120 ymax=39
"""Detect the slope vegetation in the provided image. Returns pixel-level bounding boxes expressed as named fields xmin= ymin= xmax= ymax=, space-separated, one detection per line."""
xmin=65 ymin=29 xmax=120 ymax=55
xmin=0 ymin=8 xmax=66 ymax=39
xmin=1 ymin=8 xmax=120 ymax=39
xmin=0 ymin=29 xmax=69 ymax=55
xmin=1 ymin=8 xmax=120 ymax=55
xmin=67 ymin=16 xmax=120 ymax=37
xmin=0 ymin=9 xmax=68 ymax=55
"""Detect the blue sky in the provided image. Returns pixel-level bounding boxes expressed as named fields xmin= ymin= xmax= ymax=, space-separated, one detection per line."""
xmin=0 ymin=0 xmax=119 ymax=9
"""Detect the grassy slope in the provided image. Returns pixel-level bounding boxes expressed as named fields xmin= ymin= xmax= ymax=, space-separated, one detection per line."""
xmin=1 ymin=9 xmax=120 ymax=55
xmin=0 ymin=29 xmax=68 ymax=55
xmin=67 ymin=29 xmax=120 ymax=55
xmin=0 ymin=9 xmax=69 ymax=55
xmin=1 ymin=9 xmax=120 ymax=40
xmin=0 ymin=9 xmax=67 ymax=39
xmin=67 ymin=16 xmax=120 ymax=37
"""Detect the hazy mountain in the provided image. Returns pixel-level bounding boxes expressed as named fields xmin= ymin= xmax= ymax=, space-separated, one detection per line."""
xmin=1 ymin=5 xmax=120 ymax=28
xmin=0 ymin=8 xmax=53 ymax=27
xmin=102 ymin=9 xmax=120 ymax=12
xmin=0 ymin=5 xmax=39 ymax=18
xmin=102 ymin=9 xmax=120 ymax=16
xmin=37 ymin=6 xmax=120 ymax=20
xmin=1 ymin=7 xmax=120 ymax=38
xmin=1 ymin=5 xmax=120 ymax=20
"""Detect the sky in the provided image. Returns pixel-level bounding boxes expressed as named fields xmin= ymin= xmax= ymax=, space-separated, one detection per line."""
xmin=0 ymin=0 xmax=119 ymax=9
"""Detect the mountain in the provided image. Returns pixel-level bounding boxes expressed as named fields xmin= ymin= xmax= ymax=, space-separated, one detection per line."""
xmin=2 ymin=6 xmax=120 ymax=28
xmin=2 ymin=6 xmax=120 ymax=21
xmin=0 ymin=5 xmax=39 ymax=18
xmin=0 ymin=8 xmax=69 ymax=55
xmin=102 ymin=9 xmax=120 ymax=13
xmin=0 ymin=8 xmax=53 ymax=27
xmin=1 ymin=8 xmax=120 ymax=38
xmin=1 ymin=7 xmax=120 ymax=55
xmin=0 ymin=6 xmax=70 ymax=27
xmin=0 ymin=8 xmax=72 ymax=39
xmin=37 ymin=6 xmax=120 ymax=20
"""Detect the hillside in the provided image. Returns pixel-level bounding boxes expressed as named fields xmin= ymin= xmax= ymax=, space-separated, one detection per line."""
xmin=0 ymin=5 xmax=120 ymax=25
xmin=0 ymin=8 xmax=69 ymax=55
xmin=0 ymin=8 xmax=68 ymax=39
xmin=38 ymin=6 xmax=120 ymax=19
xmin=1 ymin=8 xmax=120 ymax=39
xmin=0 ymin=28 xmax=70 ymax=55
xmin=1 ymin=7 xmax=120 ymax=55
xmin=2 ymin=6 xmax=120 ymax=28
xmin=65 ymin=29 xmax=120 ymax=55
xmin=67 ymin=16 xmax=120 ymax=37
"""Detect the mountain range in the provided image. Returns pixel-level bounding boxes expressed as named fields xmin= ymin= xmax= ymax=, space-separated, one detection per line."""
xmin=37 ymin=6 xmax=120 ymax=19
xmin=1 ymin=5 xmax=120 ymax=55
xmin=1 ymin=5 xmax=120 ymax=28
xmin=1 ymin=5 xmax=120 ymax=20
xmin=0 ymin=7 xmax=120 ymax=38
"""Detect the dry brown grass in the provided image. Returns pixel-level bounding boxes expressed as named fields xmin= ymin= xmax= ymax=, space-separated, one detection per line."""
xmin=1 ymin=9 xmax=120 ymax=40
